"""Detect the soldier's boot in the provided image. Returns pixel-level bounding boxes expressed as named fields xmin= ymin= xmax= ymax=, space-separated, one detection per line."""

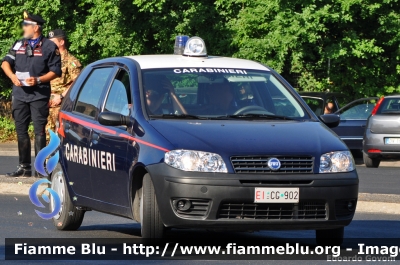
xmin=6 ymin=136 xmax=32 ymax=177
xmin=34 ymin=134 xmax=47 ymax=178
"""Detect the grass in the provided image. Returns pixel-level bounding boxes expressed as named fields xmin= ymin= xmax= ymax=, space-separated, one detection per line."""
xmin=0 ymin=116 xmax=34 ymax=142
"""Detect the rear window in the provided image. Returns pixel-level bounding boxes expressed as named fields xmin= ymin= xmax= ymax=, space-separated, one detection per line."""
xmin=377 ymin=98 xmax=400 ymax=114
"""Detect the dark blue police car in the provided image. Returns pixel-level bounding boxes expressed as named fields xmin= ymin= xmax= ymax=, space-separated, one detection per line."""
xmin=50 ymin=37 xmax=358 ymax=245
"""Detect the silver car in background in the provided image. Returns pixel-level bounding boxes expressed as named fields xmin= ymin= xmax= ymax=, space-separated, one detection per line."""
xmin=363 ymin=95 xmax=400 ymax=167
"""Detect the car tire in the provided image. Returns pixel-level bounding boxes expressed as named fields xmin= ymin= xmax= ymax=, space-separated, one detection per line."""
xmin=140 ymin=173 xmax=165 ymax=238
xmin=50 ymin=164 xmax=85 ymax=230
xmin=363 ymin=152 xmax=380 ymax=168
xmin=316 ymin=227 xmax=344 ymax=246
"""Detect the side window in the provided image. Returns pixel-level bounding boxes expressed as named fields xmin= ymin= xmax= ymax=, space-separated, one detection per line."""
xmin=302 ymin=97 xmax=324 ymax=115
xmin=104 ymin=70 xmax=131 ymax=116
xmin=74 ymin=67 xmax=114 ymax=118
xmin=340 ymin=99 xmax=377 ymax=120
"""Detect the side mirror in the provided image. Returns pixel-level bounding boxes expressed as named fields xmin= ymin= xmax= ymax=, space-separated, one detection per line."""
xmin=319 ymin=114 xmax=340 ymax=128
xmin=98 ymin=111 xmax=130 ymax=126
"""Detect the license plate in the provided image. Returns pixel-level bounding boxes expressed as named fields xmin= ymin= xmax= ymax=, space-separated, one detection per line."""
xmin=385 ymin=138 xmax=400 ymax=144
xmin=254 ymin=188 xmax=299 ymax=203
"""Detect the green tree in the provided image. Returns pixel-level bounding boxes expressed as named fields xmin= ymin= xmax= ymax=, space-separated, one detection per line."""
xmin=0 ymin=0 xmax=399 ymax=99
xmin=217 ymin=0 xmax=400 ymax=97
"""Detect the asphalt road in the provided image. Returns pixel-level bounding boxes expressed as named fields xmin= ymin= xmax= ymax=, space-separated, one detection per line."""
xmin=0 ymin=194 xmax=400 ymax=265
xmin=1 ymin=153 xmax=399 ymax=264
xmin=0 ymin=194 xmax=395 ymax=238
xmin=356 ymin=166 xmax=400 ymax=195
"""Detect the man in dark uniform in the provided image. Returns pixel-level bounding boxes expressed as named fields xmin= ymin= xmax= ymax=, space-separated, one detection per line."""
xmin=1 ymin=11 xmax=61 ymax=177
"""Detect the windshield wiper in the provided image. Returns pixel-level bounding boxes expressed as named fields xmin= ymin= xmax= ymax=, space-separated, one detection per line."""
xmin=150 ymin=113 xmax=296 ymax=121
xmin=215 ymin=113 xmax=295 ymax=120
xmin=149 ymin=114 xmax=208 ymax=120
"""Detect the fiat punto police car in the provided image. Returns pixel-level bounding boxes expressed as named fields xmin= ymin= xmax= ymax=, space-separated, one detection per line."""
xmin=51 ymin=36 xmax=358 ymax=245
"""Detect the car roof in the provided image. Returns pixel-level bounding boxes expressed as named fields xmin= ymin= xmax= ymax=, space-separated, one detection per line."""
xmin=299 ymin=92 xmax=344 ymax=97
xmin=125 ymin=55 xmax=270 ymax=71
xmin=384 ymin=94 xmax=400 ymax=98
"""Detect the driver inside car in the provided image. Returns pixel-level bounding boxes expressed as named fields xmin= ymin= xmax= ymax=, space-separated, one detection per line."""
xmin=203 ymin=79 xmax=238 ymax=115
xmin=144 ymin=75 xmax=187 ymax=115
xmin=203 ymin=79 xmax=258 ymax=115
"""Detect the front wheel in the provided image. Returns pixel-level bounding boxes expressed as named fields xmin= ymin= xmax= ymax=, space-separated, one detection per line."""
xmin=363 ymin=152 xmax=380 ymax=168
xmin=316 ymin=227 xmax=344 ymax=246
xmin=139 ymin=173 xmax=165 ymax=238
xmin=50 ymin=164 xmax=85 ymax=230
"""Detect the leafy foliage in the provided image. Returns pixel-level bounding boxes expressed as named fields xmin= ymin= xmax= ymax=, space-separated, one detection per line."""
xmin=0 ymin=116 xmax=33 ymax=142
xmin=0 ymin=0 xmax=399 ymax=100
xmin=217 ymin=0 xmax=400 ymax=97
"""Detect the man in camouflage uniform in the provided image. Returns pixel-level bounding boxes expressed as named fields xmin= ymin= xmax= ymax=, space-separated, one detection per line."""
xmin=47 ymin=29 xmax=82 ymax=139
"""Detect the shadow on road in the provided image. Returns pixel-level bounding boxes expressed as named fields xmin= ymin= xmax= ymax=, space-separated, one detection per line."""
xmin=69 ymin=219 xmax=400 ymax=240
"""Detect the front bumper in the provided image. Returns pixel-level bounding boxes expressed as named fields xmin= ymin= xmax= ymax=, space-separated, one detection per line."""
xmin=147 ymin=164 xmax=359 ymax=230
xmin=363 ymin=131 xmax=400 ymax=158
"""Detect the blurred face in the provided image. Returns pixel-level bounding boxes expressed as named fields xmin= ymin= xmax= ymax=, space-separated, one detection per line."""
xmin=22 ymin=21 xmax=38 ymax=39
xmin=49 ymin=38 xmax=64 ymax=49
xmin=324 ymin=102 xmax=334 ymax=114
xmin=146 ymin=89 xmax=164 ymax=113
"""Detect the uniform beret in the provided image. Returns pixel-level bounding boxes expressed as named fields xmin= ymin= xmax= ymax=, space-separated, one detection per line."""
xmin=48 ymin=29 xmax=66 ymax=39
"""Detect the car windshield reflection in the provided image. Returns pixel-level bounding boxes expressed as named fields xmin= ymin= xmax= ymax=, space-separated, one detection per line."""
xmin=142 ymin=70 xmax=309 ymax=120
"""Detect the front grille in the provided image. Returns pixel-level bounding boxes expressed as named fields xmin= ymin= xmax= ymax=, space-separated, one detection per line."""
xmin=171 ymin=199 xmax=211 ymax=219
xmin=240 ymin=180 xmax=313 ymax=185
xmin=218 ymin=201 xmax=326 ymax=220
xmin=231 ymin=156 xmax=314 ymax=174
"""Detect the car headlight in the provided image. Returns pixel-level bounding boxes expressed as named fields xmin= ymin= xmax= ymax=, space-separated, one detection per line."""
xmin=319 ymin=151 xmax=355 ymax=173
xmin=165 ymin=150 xmax=227 ymax=173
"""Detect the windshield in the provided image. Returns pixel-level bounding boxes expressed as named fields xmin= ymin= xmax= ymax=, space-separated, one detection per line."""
xmin=142 ymin=68 xmax=308 ymax=120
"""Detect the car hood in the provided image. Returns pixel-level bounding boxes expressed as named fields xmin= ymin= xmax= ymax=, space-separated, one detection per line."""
xmin=148 ymin=119 xmax=347 ymax=157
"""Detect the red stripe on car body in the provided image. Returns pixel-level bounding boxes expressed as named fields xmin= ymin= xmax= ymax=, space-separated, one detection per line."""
xmin=58 ymin=112 xmax=169 ymax=152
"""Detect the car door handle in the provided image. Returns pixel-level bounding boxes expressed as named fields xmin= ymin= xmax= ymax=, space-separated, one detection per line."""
xmin=90 ymin=133 xmax=100 ymax=146
xmin=92 ymin=133 xmax=99 ymax=140
xmin=361 ymin=125 xmax=366 ymax=128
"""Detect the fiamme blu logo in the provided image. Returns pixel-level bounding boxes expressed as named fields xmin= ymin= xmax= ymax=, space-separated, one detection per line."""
xmin=29 ymin=130 xmax=62 ymax=219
